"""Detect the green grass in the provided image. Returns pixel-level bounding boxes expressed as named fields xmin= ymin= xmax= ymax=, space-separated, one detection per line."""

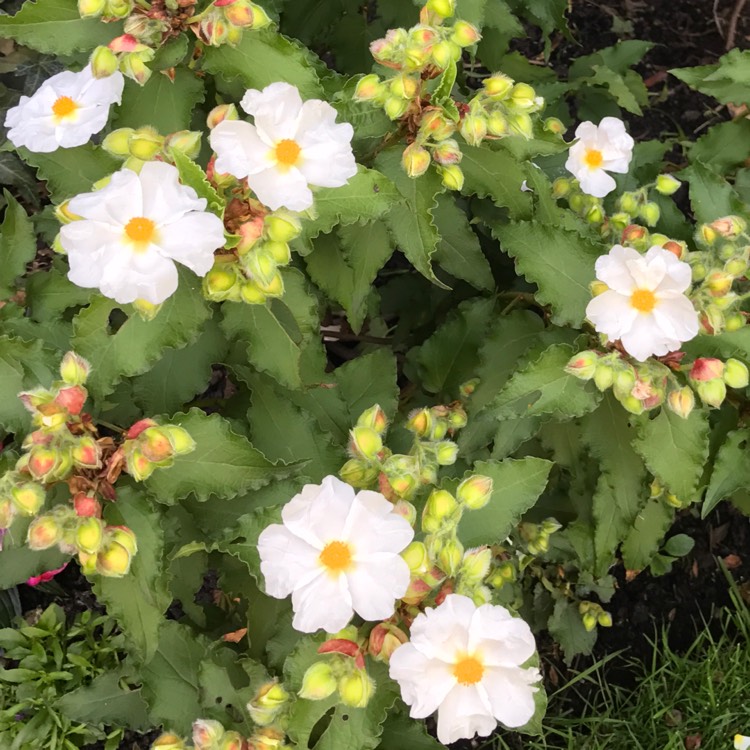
xmin=492 ymin=585 xmax=750 ymax=750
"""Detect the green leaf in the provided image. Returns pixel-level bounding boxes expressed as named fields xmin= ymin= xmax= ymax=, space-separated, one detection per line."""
xmin=0 ymin=0 xmax=120 ymax=55
xmin=56 ymin=669 xmax=150 ymax=731
xmin=217 ymin=505 xmax=281 ymax=581
xmin=681 ymin=161 xmax=744 ymax=224
xmin=221 ymin=268 xmax=322 ymax=389
xmin=632 ymin=407 xmax=709 ymax=501
xmin=19 ymin=145 xmax=119 ymax=203
xmin=378 ymin=714 xmax=444 ymax=750
xmin=663 ymin=533 xmax=694 ymax=558
xmin=671 ymin=49 xmax=750 ymax=105
xmin=0 ymin=190 xmax=35 ymax=298
xmin=493 ymin=343 xmax=602 ymax=420
xmin=170 ymin=150 xmax=224 ymax=216
xmin=374 ymin=149 xmax=446 ymax=286
xmin=201 ymin=27 xmax=323 ymax=99
xmin=144 ymin=409 xmax=302 ymax=503
xmin=408 ymin=297 xmax=494 ymax=397
xmin=493 ymin=222 xmax=601 ymax=327
xmin=0 ymin=542 xmax=68 ymax=589
xmin=115 ymin=69 xmax=205 ymax=135
xmin=140 ymin=621 xmax=207 ymax=735
xmin=92 ymin=486 xmax=170 ymax=663
xmin=583 ymin=65 xmax=648 ymax=115
xmin=432 ymin=194 xmax=493 ymax=291
xmin=459 ymin=145 xmax=532 ymax=219
xmin=458 ymin=457 xmax=553 ymax=546
xmin=300 ymin=168 xmax=400 ymax=248
xmin=703 ymin=428 xmax=750 ymax=517
xmin=246 ymin=376 xmax=344 ymax=482
xmin=690 ymin=119 xmax=750 ymax=173
xmin=305 ymin=220 xmax=394 ymax=333
xmin=621 ymin=498 xmax=674 ymax=571
xmin=0 ymin=335 xmax=56 ymax=433
xmin=335 ymin=349 xmax=399 ymax=422
xmin=25 ymin=269 xmax=92 ymax=321
xmin=547 ymin=597 xmax=596 ymax=664
xmin=72 ymin=270 xmax=210 ymax=399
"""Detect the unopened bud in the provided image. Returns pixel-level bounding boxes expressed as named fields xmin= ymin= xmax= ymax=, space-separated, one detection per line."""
xmin=406 ymin=408 xmax=432 ymax=436
xmin=339 ymin=458 xmax=377 ymax=488
xmin=28 ymin=447 xmax=59 ymax=481
xmin=90 ymin=45 xmax=119 ymax=77
xmin=96 ymin=541 xmax=132 ymax=577
xmin=439 ymin=164 xmax=464 ymax=191
xmin=383 ymin=96 xmax=409 ymax=120
xmin=456 ymin=474 xmax=493 ymax=510
xmin=639 ymin=202 xmax=660 ymax=227
xmin=459 ymin=546 xmax=492 ymax=582
xmin=438 ymin=538 xmax=464 ymax=576
xmin=655 ymin=174 xmax=681 ymax=196
xmin=622 ymin=223 xmax=647 ymax=243
xmin=724 ymin=358 xmax=749 ymax=389
xmin=356 ymin=404 xmax=388 ymax=434
xmin=401 ymin=143 xmax=431 ymax=178
xmin=423 ymin=489 xmax=458 ymax=530
xmin=338 ymin=669 xmax=375 ymax=708
xmin=509 ymin=82 xmax=536 ymax=109
xmin=507 ymin=112 xmax=534 ymax=138
xmin=59 ymin=351 xmax=91 ymax=385
xmin=451 ymin=19 xmax=481 ymax=46
xmin=543 ymin=116 xmax=565 ymax=134
xmin=710 ymin=215 xmax=746 ymax=239
xmin=11 ymin=484 xmax=45 ymax=515
xmin=354 ymin=74 xmax=384 ymax=101
xmin=151 ymin=733 xmax=186 ymax=750
xmin=207 ymin=103 xmax=239 ymax=129
xmin=74 ymin=493 xmax=101 ymax=518
xmin=459 ymin=114 xmax=487 ymax=146
xmin=164 ymin=130 xmax=202 ymax=159
xmin=390 ymin=74 xmax=419 ymax=99
xmin=706 ymin=270 xmax=733 ymax=297
xmin=368 ymin=622 xmax=408 ymax=662
xmin=689 ymin=357 xmax=724 ymax=382
xmin=483 ymin=73 xmax=513 ymax=99
xmin=695 ymin=378 xmax=727 ymax=409
xmin=78 ymin=0 xmax=106 ymax=16
xmin=76 ymin=517 xmax=105 ymax=554
xmin=402 ymin=540 xmax=429 ymax=573
xmin=582 ymin=611 xmax=598 ymax=632
xmin=349 ymin=426 xmax=383 ymax=459
xmin=192 ymin=719 xmax=225 ymax=750
xmin=27 ymin=515 xmax=62 ymax=550
xmin=72 ymin=436 xmax=101 ymax=469
xmin=426 ymin=0 xmax=455 ymax=19
xmin=566 ymin=350 xmax=598 ymax=380
xmin=128 ymin=126 xmax=164 ymax=160
xmin=435 ymin=441 xmax=458 ymax=465
xmin=666 ymin=386 xmax=695 ymax=419
xmin=726 ymin=313 xmax=745 ymax=331
xmin=299 ymin=662 xmax=337 ymax=700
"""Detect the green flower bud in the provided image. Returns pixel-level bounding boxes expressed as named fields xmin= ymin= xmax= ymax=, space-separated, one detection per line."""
xmin=724 ymin=358 xmax=749 ymax=389
xmin=725 ymin=314 xmax=745 ymax=332
xmin=695 ymin=378 xmax=727 ymax=408
xmin=483 ymin=73 xmax=514 ymax=100
xmin=151 ymin=733 xmax=187 ymax=750
xmin=426 ymin=0 xmax=455 ymax=19
xmin=338 ymin=670 xmax=375 ymax=708
xmin=459 ymin=114 xmax=487 ymax=146
xmin=402 ymin=142 xmax=431 ymax=178
xmin=354 ymin=74 xmax=384 ymax=102
xmin=90 ymin=45 xmax=119 ymax=77
xmin=299 ymin=662 xmax=337 ymax=701
xmin=655 ymin=174 xmax=681 ymax=196
xmin=164 ymin=130 xmax=202 ymax=159
xmin=565 ymin=350 xmax=598 ymax=380
xmin=552 ymin=177 xmax=571 ymax=198
xmin=439 ymin=164 xmax=464 ymax=191
xmin=582 ymin=611 xmax=598 ymax=632
xmin=435 ymin=440 xmax=458 ymax=465
xmin=507 ymin=111 xmax=534 ymax=138
xmin=96 ymin=541 xmax=132 ymax=577
xmin=456 ymin=474 xmax=493 ymax=510
xmin=102 ymin=127 xmax=135 ymax=158
xmin=423 ymin=489 xmax=458 ymax=529
xmin=639 ymin=202 xmax=661 ymax=227
xmin=10 ymin=483 xmax=45 ymax=516
xmin=384 ymin=96 xmax=409 ymax=120
xmin=509 ymin=82 xmax=536 ymax=109
xmin=543 ymin=116 xmax=565 ymax=134
xmin=459 ymin=546 xmax=492 ymax=583
xmin=75 ymin=517 xmax=105 ymax=554
xmin=59 ymin=351 xmax=90 ymax=385
xmin=438 ymin=538 xmax=464 ymax=576
xmin=349 ymin=426 xmax=383 ymax=460
xmin=128 ymin=126 xmax=164 ymax=161
xmin=597 ymin=611 xmax=613 ymax=627
xmin=402 ymin=540 xmax=429 ymax=573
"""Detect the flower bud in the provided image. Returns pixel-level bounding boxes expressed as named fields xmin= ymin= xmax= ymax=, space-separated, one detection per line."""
xmin=218 ymin=731 xmax=243 ymax=750
xmin=109 ymin=525 xmax=139 ymax=556
xmin=96 ymin=541 xmax=132 ymax=577
xmin=459 ymin=546 xmax=491 ymax=583
xmin=565 ymin=350 xmax=598 ymax=380
xmin=594 ymin=362 xmax=614 ymax=390
xmin=339 ymin=458 xmax=378 ymax=488
xmin=105 ymin=0 xmax=134 ymax=18
xmin=90 ymin=45 xmax=119 ymax=77
xmin=207 ymin=103 xmax=239 ymax=129
xmin=456 ymin=474 xmax=493 ymax=510
xmin=76 ymin=517 xmax=105 ymax=554
xmin=439 ymin=164 xmax=464 ymax=191
xmin=427 ymin=39 xmax=454 ymax=69
xmin=597 ymin=610 xmax=613 ymax=627
xmin=507 ymin=111 xmax=534 ymax=139
xmin=435 ymin=441 xmax=458 ymax=465
xmin=354 ymin=74 xmax=384 ymax=101
xmin=11 ymin=483 xmax=45 ymax=515
xmin=406 ymin=408 xmax=432 ymax=436
xmin=402 ymin=142 xmax=431 ymax=178
xmin=349 ymin=426 xmax=383 ymax=459
xmin=338 ymin=670 xmax=375 ymax=708
xmin=73 ymin=436 xmax=101 ymax=469
xmin=384 ymin=96 xmax=409 ymax=120
xmin=58 ymin=352 xmax=90 ymax=388
xmin=432 ymin=138 xmax=462 ymax=166
xmin=151 ymin=733 xmax=187 ymax=750
xmin=204 ymin=266 xmax=240 ymax=299
xmin=402 ymin=540 xmax=429 ymax=573
xmin=28 ymin=447 xmax=59 ymax=482
xmin=451 ymin=19 xmax=481 ymax=46
xmin=27 ymin=515 xmax=62 ymax=550
xmin=638 ymin=202 xmax=660 ymax=227
xmin=79 ymin=0 xmax=106 ymax=16
xmin=368 ymin=622 xmax=408 ymax=662
xmin=192 ymin=719 xmax=225 ymax=750
xmin=299 ymin=661 xmax=337 ymax=700
xmin=726 ymin=313 xmax=745 ymax=332
xmin=690 ymin=357 xmax=724 ymax=381
xmin=390 ymin=74 xmax=419 ymax=99
xmin=509 ymin=82 xmax=536 ymax=109
xmin=724 ymin=358 xmax=749 ymax=389
xmin=128 ymin=126 xmax=164 ymax=161
xmin=666 ymin=386 xmax=695 ymax=419
xmin=485 ymin=110 xmax=508 ymax=137
xmin=582 ymin=611 xmax=598 ymax=632
xmin=164 ymin=130 xmax=202 ymax=160
xmin=74 ymin=493 xmax=102 ymax=518
xmin=706 ymin=270 xmax=733 ymax=297
xmin=543 ymin=116 xmax=565 ymax=134
xmin=483 ymin=73 xmax=513 ymax=100
xmin=438 ymin=538 xmax=464 ymax=576
xmin=710 ymin=215 xmax=746 ymax=239
xmin=55 ymin=385 xmax=87 ymax=415
xmin=355 ymin=405 xmax=387 ymax=435
xmin=1 ymin=500 xmax=16 ymax=531
xmin=247 ymin=681 xmax=289 ymax=726
xmin=240 ymin=280 xmax=268 ymax=304
xmin=655 ymin=174 xmax=681 ymax=196
xmin=695 ymin=378 xmax=727 ymax=408
xmin=121 ymin=49 xmax=154 ymax=86
xmin=459 ymin=114 xmax=487 ymax=146
xmin=423 ymin=489 xmax=458 ymax=529
xmin=160 ymin=425 xmax=195 ymax=455
xmin=426 ymin=0 xmax=455 ymax=19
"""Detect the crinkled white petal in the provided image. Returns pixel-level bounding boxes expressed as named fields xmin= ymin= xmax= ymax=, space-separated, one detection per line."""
xmin=652 ymin=295 xmax=700 ymax=342
xmin=291 ymin=571 xmax=353 ymax=633
xmin=469 ymin=603 xmax=537 ymax=667
xmin=388 ymin=644 xmax=456 ymax=718
xmin=240 ymin=82 xmax=304 ymax=142
xmin=586 ymin=290 xmax=639 ymax=340
xmin=594 ymin=244 xmax=639 ymax=294
xmin=139 ymin=161 xmax=209 ymax=223
xmin=619 ymin=313 xmax=677 ymax=361
xmin=99 ymin=245 xmax=179 ymax=305
xmin=210 ymin=120 xmax=270 ymax=179
xmin=578 ymin=168 xmax=617 ymax=198
xmin=436 ymin=684 xmax=497 ymax=745
xmin=735 ymin=736 xmax=750 ymax=750
xmin=346 ymin=555 xmax=410 ymax=621
xmin=482 ymin=665 xmax=539 ymax=728
xmin=257 ymin=524 xmax=321 ymax=599
xmin=246 ymin=165 xmax=314 ymax=212
xmin=647 ymin=245 xmax=692 ymax=292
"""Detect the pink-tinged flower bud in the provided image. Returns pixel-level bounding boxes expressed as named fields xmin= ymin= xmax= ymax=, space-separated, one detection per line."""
xmin=406 ymin=408 xmax=432 ymax=436
xmin=724 ymin=358 xmax=749 ymax=389
xmin=662 ymin=240 xmax=687 ymax=260
xmin=0 ymin=499 xmax=15 ymax=529
xmin=621 ymin=224 xmax=647 ymax=244
xmin=72 ymin=436 xmax=101 ymax=469
xmin=121 ymin=49 xmax=154 ymax=85
xmin=299 ymin=661 xmax=337 ymax=700
xmin=27 ymin=515 xmax=62 ymax=550
xmin=223 ymin=0 xmax=254 ymax=26
xmin=76 ymin=517 xmax=105 ymax=554
xmin=705 ymin=270 xmax=733 ymax=297
xmin=27 ymin=447 xmax=59 ymax=482
xmin=192 ymin=719 xmax=225 ymax=750
xmin=126 ymin=449 xmax=156 ymax=481
xmin=565 ymin=350 xmax=598 ymax=380
xmin=667 ymin=386 xmax=695 ymax=419
xmin=55 ymin=385 xmax=87 ymax=415
xmin=349 ymin=426 xmax=383 ymax=459
xmin=78 ymin=0 xmax=106 ymax=16
xmin=392 ymin=499 xmax=417 ymax=526
xmin=689 ymin=357 xmax=724 ymax=382
xmin=401 ymin=143 xmax=431 ymax=178
xmin=140 ymin=427 xmax=175 ymax=463
xmin=432 ymin=138 xmax=462 ymax=165
xmin=419 ymin=107 xmax=455 ymax=140
xmin=11 ymin=483 xmax=45 ymax=515
xmin=338 ymin=669 xmax=375 ymax=708
xmin=74 ymin=493 xmax=102 ymax=518
xmin=439 ymin=164 xmax=464 ymax=191
xmin=109 ymin=34 xmax=140 ymax=53
xmin=126 ymin=418 xmax=158 ymax=440
xmin=430 ymin=39 xmax=460 ymax=69
xmin=695 ymin=378 xmax=727 ymax=409
xmin=218 ymin=731 xmax=243 ymax=750
xmin=96 ymin=541 xmax=132 ymax=577
xmin=207 ymin=103 xmax=239 ymax=130
xmin=90 ymin=45 xmax=119 ymax=78
xmin=459 ymin=113 xmax=487 ymax=146
xmin=356 ymin=404 xmax=388 ymax=434
xmin=451 ymin=19 xmax=481 ymax=46
xmin=368 ymin=622 xmax=408 ymax=662
xmin=354 ymin=73 xmax=383 ymax=101
xmin=151 ymin=733 xmax=187 ymax=750
xmin=390 ymin=73 xmax=419 ymax=99
xmin=456 ymin=474 xmax=493 ymax=510
xmin=710 ymin=215 xmax=746 ymax=239
xmin=388 ymin=473 xmax=417 ymax=499
xmin=236 ymin=216 xmax=266 ymax=253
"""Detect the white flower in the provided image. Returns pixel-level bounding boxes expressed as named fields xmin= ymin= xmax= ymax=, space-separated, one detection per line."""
xmin=389 ymin=594 xmax=541 ymax=745
xmin=735 ymin=735 xmax=750 ymax=750
xmin=209 ymin=82 xmax=357 ymax=212
xmin=257 ymin=475 xmax=414 ymax=634
xmin=565 ymin=117 xmax=634 ymax=198
xmin=586 ymin=244 xmax=699 ymax=362
xmin=59 ymin=161 xmax=226 ymax=305
xmin=4 ymin=65 xmax=124 ymax=153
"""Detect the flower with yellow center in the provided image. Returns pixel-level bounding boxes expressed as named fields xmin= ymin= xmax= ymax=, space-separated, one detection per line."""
xmin=257 ymin=475 xmax=414 ymax=633
xmin=389 ymin=594 xmax=541 ymax=745
xmin=735 ymin=735 xmax=750 ymax=750
xmin=59 ymin=161 xmax=226 ymax=305
xmin=565 ymin=117 xmax=634 ymax=198
xmin=586 ymin=244 xmax=699 ymax=361
xmin=5 ymin=65 xmax=124 ymax=153
xmin=209 ymin=82 xmax=357 ymax=211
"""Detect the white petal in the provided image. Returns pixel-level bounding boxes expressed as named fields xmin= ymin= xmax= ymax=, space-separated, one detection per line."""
xmin=139 ymin=161 xmax=207 ymax=223
xmin=96 ymin=244 xmax=179 ymax=305
xmin=290 ymin=571 xmax=353 ymax=633
xmin=602 ymin=155 xmax=630 ymax=173
xmin=241 ymin=82 xmax=304 ymax=142
xmin=409 ymin=595 xmax=474 ymax=661
xmin=647 ymin=246 xmax=692 ymax=293
xmin=297 ymin=137 xmax=357 ymax=188
xmin=154 ymin=212 xmax=225 ymax=276
xmin=482 ymin=665 xmax=538 ymax=728
xmin=389 ymin=644 xmax=456 ymax=718
xmin=68 ymin=169 xmax=143 ymax=225
xmin=627 ymin=253 xmax=666 ymax=291
xmin=652 ymin=295 xmax=699 ymax=343
xmin=246 ymin=165 xmax=313 ymax=211
xmin=578 ymin=168 xmax=616 ymax=198
xmin=586 ymin=290 xmax=638 ymax=339
xmin=468 ymin=603 xmax=536 ymax=667
xmin=77 ymin=67 xmax=124 ymax=105
xmin=344 ymin=491 xmax=414 ymax=555
xmin=258 ymin=524 xmax=321 ymax=599
xmin=573 ymin=121 xmax=599 ymax=142
xmin=619 ymin=313 xmax=673 ymax=361
xmin=594 ymin=244 xmax=640 ymax=294
xmin=210 ymin=120 xmax=270 ymax=179
xmin=436 ymin=684 xmax=497 ymax=745
xmin=346 ymin=556 xmax=410 ymax=621
xmin=735 ymin=736 xmax=750 ymax=750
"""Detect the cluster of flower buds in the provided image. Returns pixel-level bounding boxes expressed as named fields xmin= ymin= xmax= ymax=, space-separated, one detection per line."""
xmin=578 ymin=600 xmax=612 ymax=632
xmin=688 ymin=215 xmax=749 ymax=335
xmin=27 ymin=504 xmax=138 ymax=577
xmin=459 ymin=74 xmax=544 ymax=146
xmin=78 ymin=0 xmax=132 ymax=21
xmin=101 ymin=126 xmax=202 ymax=171
xmin=339 ymin=403 xmax=467 ymax=504
xmin=518 ymin=518 xmax=562 ymax=557
xmin=119 ymin=418 xmax=195 ymax=481
xmin=190 ymin=0 xmax=271 ymax=47
xmin=151 ymin=719 xmax=246 ymax=750
xmin=688 ymin=357 xmax=749 ymax=409
xmin=299 ymin=629 xmax=377 ymax=708
xmin=90 ymin=35 xmax=156 ymax=85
